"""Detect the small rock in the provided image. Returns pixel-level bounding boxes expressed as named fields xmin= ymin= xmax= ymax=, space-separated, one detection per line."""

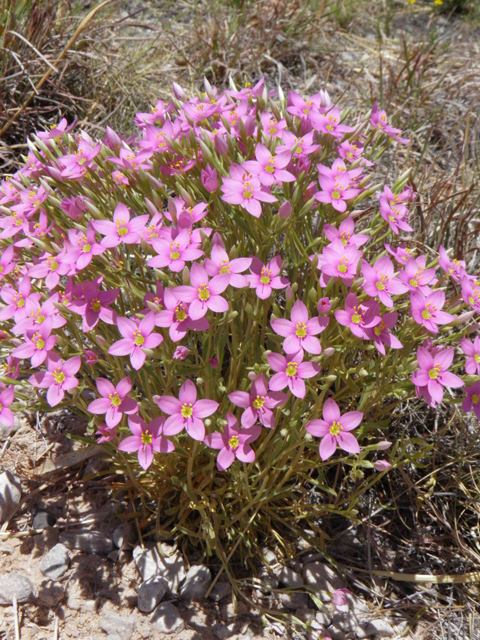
xmin=220 ymin=601 xmax=248 ymax=621
xmin=60 ymin=530 xmax=114 ymax=556
xmin=32 ymin=508 xmax=56 ymax=529
xmin=100 ymin=613 xmax=135 ymax=640
xmin=209 ymin=580 xmax=231 ymax=602
xmin=278 ymin=566 xmax=304 ymax=588
xmin=150 ymin=601 xmax=184 ymax=634
xmin=278 ymin=591 xmax=310 ymax=610
xmin=303 ymin=562 xmax=344 ymax=599
xmin=38 ymin=581 xmax=64 ymax=607
xmin=363 ymin=619 xmax=395 ymax=637
xmin=113 ymin=522 xmax=136 ymax=549
xmin=39 ymin=543 xmax=70 ymax=580
xmin=133 ymin=543 xmax=186 ymax=593
xmin=179 ymin=565 xmax=212 ymax=600
xmin=0 ymin=572 xmax=35 ymax=605
xmin=0 ymin=470 xmax=22 ymax=524
xmin=137 ymin=576 xmax=168 ymax=613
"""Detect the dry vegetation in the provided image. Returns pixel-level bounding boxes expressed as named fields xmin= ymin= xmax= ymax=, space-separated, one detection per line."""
xmin=1 ymin=0 xmax=480 ymax=637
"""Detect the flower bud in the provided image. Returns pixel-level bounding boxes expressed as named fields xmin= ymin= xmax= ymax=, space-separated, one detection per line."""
xmin=317 ymin=297 xmax=332 ymax=314
xmin=173 ymin=346 xmax=190 ymax=360
xmin=376 ymin=440 xmax=392 ymax=450
xmin=374 ymin=460 xmax=392 ymax=472
xmin=278 ymin=201 xmax=292 ymax=218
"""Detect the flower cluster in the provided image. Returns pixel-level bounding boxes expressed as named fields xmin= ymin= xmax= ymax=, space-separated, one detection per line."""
xmin=0 ymin=76 xmax=477 ymax=512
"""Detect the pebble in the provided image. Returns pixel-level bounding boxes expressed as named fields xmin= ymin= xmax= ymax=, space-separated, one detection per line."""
xmin=133 ymin=543 xmax=186 ymax=593
xmin=364 ymin=619 xmax=395 ymax=637
xmin=0 ymin=470 xmax=22 ymax=524
xmin=32 ymin=508 xmax=56 ymax=529
xmin=113 ymin=522 xmax=137 ymax=549
xmin=137 ymin=576 xmax=168 ymax=613
xmin=209 ymin=580 xmax=231 ymax=602
xmin=179 ymin=564 xmax=212 ymax=600
xmin=0 ymin=572 xmax=35 ymax=605
xmin=150 ymin=601 xmax=184 ymax=634
xmin=278 ymin=566 xmax=304 ymax=588
xmin=60 ymin=530 xmax=114 ymax=555
xmin=39 ymin=543 xmax=70 ymax=580
xmin=100 ymin=613 xmax=135 ymax=640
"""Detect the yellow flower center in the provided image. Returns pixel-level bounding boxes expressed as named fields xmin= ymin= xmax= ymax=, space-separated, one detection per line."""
xmin=286 ymin=362 xmax=298 ymax=377
xmin=295 ymin=322 xmax=307 ymax=338
xmin=253 ymin=395 xmax=265 ymax=410
xmin=175 ymin=304 xmax=187 ymax=322
xmin=181 ymin=403 xmax=193 ymax=418
xmin=53 ymin=368 xmax=65 ymax=384
xmin=141 ymin=430 xmax=152 ymax=445
xmin=198 ymin=284 xmax=210 ymax=301
xmin=329 ymin=421 xmax=343 ymax=437
xmin=228 ymin=435 xmax=239 ymax=450
xmin=90 ymin=298 xmax=101 ymax=312
xmin=109 ymin=392 xmax=121 ymax=407
xmin=133 ymin=329 xmax=145 ymax=346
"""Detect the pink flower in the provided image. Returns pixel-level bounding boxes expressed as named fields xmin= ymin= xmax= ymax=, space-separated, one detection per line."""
xmin=361 ymin=256 xmax=408 ymax=308
xmin=461 ymin=336 xmax=480 ymax=375
xmin=242 ymin=144 xmax=296 ymax=186
xmin=87 ymin=376 xmax=138 ymax=427
xmin=204 ymin=245 xmax=252 ymax=288
xmin=267 ymin=349 xmax=320 ymax=398
xmin=335 ymin=293 xmax=381 ymax=339
xmin=0 ymin=386 xmax=15 ymax=427
xmin=148 ymin=228 xmax=204 ymax=272
xmin=118 ymin=415 xmax=175 ymax=470
xmin=463 ymin=382 xmax=480 ymax=420
xmin=221 ymin=164 xmax=277 ymax=218
xmin=398 ymin=256 xmax=436 ymax=294
xmin=305 ymin=398 xmax=362 ymax=461
xmin=438 ymin=245 xmax=466 ymax=282
xmin=364 ymin=312 xmax=403 ymax=355
xmin=411 ymin=347 xmax=464 ymax=406
xmin=92 ymin=203 xmax=148 ymax=248
xmin=410 ymin=290 xmax=454 ymax=334
xmin=228 ymin=374 xmax=288 ymax=429
xmin=29 ymin=353 xmax=81 ymax=407
xmin=12 ymin=319 xmax=57 ymax=367
xmin=204 ymin=413 xmax=261 ymax=471
xmin=271 ymin=300 xmax=328 ymax=355
xmin=154 ymin=379 xmax=219 ymax=441
xmin=108 ymin=312 xmax=163 ymax=370
xmin=248 ymin=256 xmax=289 ymax=300
xmin=173 ymin=346 xmax=190 ymax=360
xmin=323 ymin=217 xmax=369 ymax=249
xmin=316 ymin=241 xmax=362 ymax=287
xmin=174 ymin=263 xmax=229 ymax=320
xmin=374 ymin=460 xmax=392 ymax=472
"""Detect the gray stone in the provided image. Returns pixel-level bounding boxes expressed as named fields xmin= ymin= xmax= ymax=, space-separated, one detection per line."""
xmin=303 ymin=562 xmax=344 ymax=599
xmin=137 ymin=576 xmax=168 ymax=613
xmin=363 ymin=619 xmax=395 ymax=637
xmin=60 ymin=530 xmax=114 ymax=555
xmin=133 ymin=543 xmax=186 ymax=593
xmin=208 ymin=580 xmax=231 ymax=602
xmin=0 ymin=572 xmax=35 ymax=605
xmin=113 ymin=522 xmax=136 ymax=549
xmin=32 ymin=509 xmax=56 ymax=529
xmin=38 ymin=581 xmax=64 ymax=607
xmin=278 ymin=591 xmax=310 ymax=610
xmin=100 ymin=613 xmax=135 ymax=640
xmin=150 ymin=601 xmax=184 ymax=634
xmin=39 ymin=543 xmax=70 ymax=580
xmin=278 ymin=566 xmax=304 ymax=588
xmin=179 ymin=565 xmax=212 ymax=601
xmin=0 ymin=470 xmax=22 ymax=524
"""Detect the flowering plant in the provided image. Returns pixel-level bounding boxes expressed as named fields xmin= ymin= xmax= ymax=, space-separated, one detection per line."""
xmin=0 ymin=77 xmax=478 ymax=562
